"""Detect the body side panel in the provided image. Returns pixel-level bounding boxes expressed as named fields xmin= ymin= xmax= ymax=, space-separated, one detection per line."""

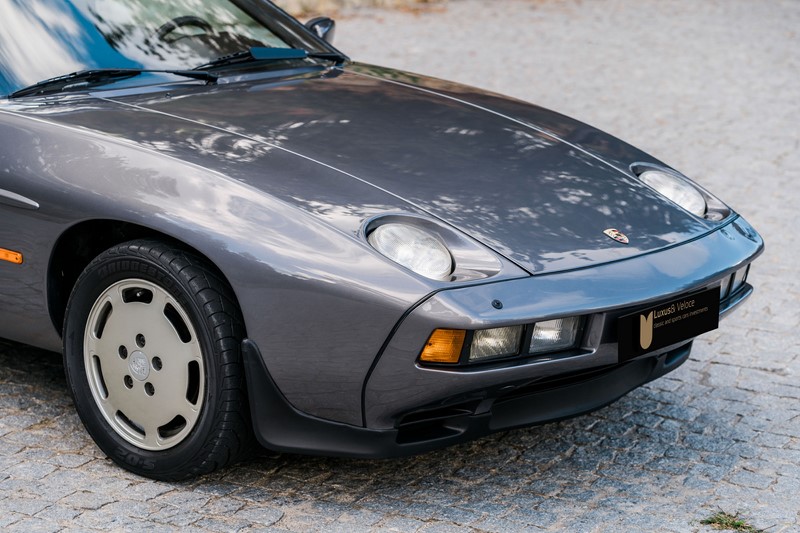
xmin=0 ymin=108 xmax=437 ymax=424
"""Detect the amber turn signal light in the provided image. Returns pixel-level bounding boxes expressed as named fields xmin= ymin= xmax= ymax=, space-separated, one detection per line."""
xmin=419 ymin=328 xmax=466 ymax=364
xmin=0 ymin=248 xmax=22 ymax=264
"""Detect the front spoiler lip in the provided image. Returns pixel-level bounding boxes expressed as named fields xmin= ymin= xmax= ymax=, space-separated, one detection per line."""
xmin=242 ymin=338 xmax=691 ymax=458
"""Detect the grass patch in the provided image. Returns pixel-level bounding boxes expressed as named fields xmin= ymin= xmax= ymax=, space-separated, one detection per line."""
xmin=701 ymin=511 xmax=764 ymax=532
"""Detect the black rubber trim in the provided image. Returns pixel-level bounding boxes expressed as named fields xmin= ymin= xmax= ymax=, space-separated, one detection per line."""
xmin=490 ymin=356 xmax=657 ymax=430
xmin=719 ymin=282 xmax=753 ymax=318
xmin=242 ymin=338 xmax=692 ymax=458
xmin=243 ymin=339 xmax=398 ymax=457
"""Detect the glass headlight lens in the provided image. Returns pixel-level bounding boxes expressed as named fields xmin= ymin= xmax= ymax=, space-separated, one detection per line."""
xmin=529 ymin=317 xmax=581 ymax=355
xmin=469 ymin=325 xmax=523 ymax=362
xmin=719 ymin=274 xmax=732 ymax=300
xmin=730 ymin=265 xmax=749 ymax=295
xmin=368 ymin=223 xmax=453 ymax=280
xmin=639 ymin=170 xmax=707 ymax=217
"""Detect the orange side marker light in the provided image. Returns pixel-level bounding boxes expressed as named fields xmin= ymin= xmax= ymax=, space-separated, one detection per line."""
xmin=0 ymin=248 xmax=23 ymax=264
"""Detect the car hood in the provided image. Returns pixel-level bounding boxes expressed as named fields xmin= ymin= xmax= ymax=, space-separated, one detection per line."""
xmin=26 ymin=64 xmax=718 ymax=275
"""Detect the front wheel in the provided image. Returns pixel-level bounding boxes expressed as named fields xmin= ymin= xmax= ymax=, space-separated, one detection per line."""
xmin=63 ymin=239 xmax=252 ymax=480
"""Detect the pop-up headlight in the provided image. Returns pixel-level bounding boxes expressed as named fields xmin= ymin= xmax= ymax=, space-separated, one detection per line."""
xmin=368 ymin=223 xmax=453 ymax=281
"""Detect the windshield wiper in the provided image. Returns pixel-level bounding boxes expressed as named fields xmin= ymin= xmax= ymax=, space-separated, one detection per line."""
xmin=10 ymin=68 xmax=217 ymax=99
xmin=193 ymin=47 xmax=345 ymax=71
xmin=10 ymin=48 xmax=346 ymax=98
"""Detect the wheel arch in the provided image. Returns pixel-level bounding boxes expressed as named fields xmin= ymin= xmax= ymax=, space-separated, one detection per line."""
xmin=47 ymin=219 xmax=233 ymax=337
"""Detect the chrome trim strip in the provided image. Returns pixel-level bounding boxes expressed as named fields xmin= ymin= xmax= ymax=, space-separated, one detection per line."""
xmin=0 ymin=188 xmax=39 ymax=210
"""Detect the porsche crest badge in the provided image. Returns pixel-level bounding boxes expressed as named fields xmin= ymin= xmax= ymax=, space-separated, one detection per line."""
xmin=603 ymin=228 xmax=629 ymax=244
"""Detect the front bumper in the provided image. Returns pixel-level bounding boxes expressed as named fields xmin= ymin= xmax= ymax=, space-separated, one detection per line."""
xmin=244 ymin=217 xmax=762 ymax=457
xmin=243 ymin=337 xmax=695 ymax=457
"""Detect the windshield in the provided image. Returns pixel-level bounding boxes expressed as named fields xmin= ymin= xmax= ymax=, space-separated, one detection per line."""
xmin=0 ymin=0 xmax=327 ymax=96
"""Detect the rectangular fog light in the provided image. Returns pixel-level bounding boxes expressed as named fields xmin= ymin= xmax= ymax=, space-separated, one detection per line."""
xmin=469 ymin=325 xmax=523 ymax=362
xmin=719 ymin=274 xmax=732 ymax=300
xmin=730 ymin=265 xmax=749 ymax=295
xmin=529 ymin=316 xmax=581 ymax=355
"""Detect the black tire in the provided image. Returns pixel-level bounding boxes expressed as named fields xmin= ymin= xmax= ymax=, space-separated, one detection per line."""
xmin=63 ymin=239 xmax=252 ymax=480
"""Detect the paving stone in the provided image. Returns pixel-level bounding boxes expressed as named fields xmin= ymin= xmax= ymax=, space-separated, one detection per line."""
xmin=643 ymin=457 xmax=692 ymax=476
xmin=156 ymin=491 xmax=212 ymax=511
xmin=4 ymin=497 xmax=52 ymax=521
xmin=232 ymin=506 xmax=285 ymax=527
xmin=4 ymin=461 xmax=58 ymax=480
xmin=511 ymin=507 xmax=559 ymax=529
xmin=233 ymin=486 xmax=276 ymax=503
xmin=0 ymin=511 xmax=25 ymax=528
xmin=57 ymin=490 xmax=115 ymax=511
xmin=689 ymin=463 xmax=731 ymax=482
xmin=332 ymin=507 xmax=383 ymax=526
xmin=148 ymin=505 xmax=202 ymax=527
xmin=418 ymin=521 xmax=475 ymax=533
xmin=120 ymin=481 xmax=176 ymax=501
xmin=271 ymin=512 xmax=333 ymax=533
xmin=190 ymin=481 xmax=241 ymax=497
xmin=70 ymin=510 xmax=153 ymax=531
xmin=728 ymin=469 xmax=776 ymax=490
xmin=198 ymin=496 xmax=246 ymax=515
xmin=474 ymin=514 xmax=543 ymax=533
xmin=4 ymin=517 xmax=62 ymax=533
xmin=46 ymin=454 xmax=93 ymax=469
xmin=34 ymin=504 xmax=82 ymax=523
xmin=353 ymin=494 xmax=408 ymax=515
xmin=430 ymin=504 xmax=482 ymax=524
xmin=376 ymin=515 xmax=426 ymax=531
xmin=194 ymin=516 xmax=254 ymax=531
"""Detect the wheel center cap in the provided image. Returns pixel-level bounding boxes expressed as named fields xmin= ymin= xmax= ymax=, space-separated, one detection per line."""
xmin=129 ymin=351 xmax=150 ymax=381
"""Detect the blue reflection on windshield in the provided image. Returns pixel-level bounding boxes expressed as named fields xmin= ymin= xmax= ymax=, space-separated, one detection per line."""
xmin=0 ymin=0 xmax=139 ymax=95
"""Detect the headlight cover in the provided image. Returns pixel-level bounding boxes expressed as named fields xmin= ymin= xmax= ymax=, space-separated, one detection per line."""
xmin=368 ymin=223 xmax=453 ymax=280
xmin=639 ymin=169 xmax=707 ymax=217
xmin=529 ymin=317 xmax=581 ymax=355
xmin=469 ymin=325 xmax=524 ymax=362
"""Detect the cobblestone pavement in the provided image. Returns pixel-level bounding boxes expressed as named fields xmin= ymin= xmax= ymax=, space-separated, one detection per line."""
xmin=2 ymin=0 xmax=799 ymax=531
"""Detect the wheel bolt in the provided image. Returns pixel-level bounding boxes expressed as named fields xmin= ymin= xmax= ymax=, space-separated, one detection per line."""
xmin=119 ymin=345 xmax=128 ymax=359
xmin=124 ymin=375 xmax=133 ymax=389
xmin=145 ymin=383 xmax=155 ymax=396
xmin=136 ymin=334 xmax=146 ymax=348
xmin=152 ymin=357 xmax=163 ymax=371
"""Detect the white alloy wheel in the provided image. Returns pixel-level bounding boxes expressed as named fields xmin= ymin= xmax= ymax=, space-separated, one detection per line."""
xmin=84 ymin=278 xmax=204 ymax=450
xmin=64 ymin=240 xmax=252 ymax=480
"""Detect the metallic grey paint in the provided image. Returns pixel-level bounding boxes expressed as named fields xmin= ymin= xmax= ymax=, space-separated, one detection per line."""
xmin=0 ymin=17 xmax=763 ymax=437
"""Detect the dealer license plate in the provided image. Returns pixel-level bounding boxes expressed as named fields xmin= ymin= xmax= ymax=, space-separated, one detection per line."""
xmin=618 ymin=287 xmax=720 ymax=361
